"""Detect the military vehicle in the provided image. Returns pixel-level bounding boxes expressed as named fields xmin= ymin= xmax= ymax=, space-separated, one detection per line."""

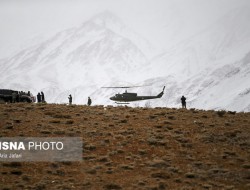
xmin=0 ymin=89 xmax=36 ymax=103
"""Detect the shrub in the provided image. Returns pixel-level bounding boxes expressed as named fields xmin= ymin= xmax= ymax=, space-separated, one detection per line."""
xmin=217 ymin=110 xmax=226 ymax=117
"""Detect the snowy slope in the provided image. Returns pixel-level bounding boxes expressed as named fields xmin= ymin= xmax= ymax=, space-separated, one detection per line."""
xmin=149 ymin=7 xmax=250 ymax=79
xmin=140 ymin=7 xmax=250 ymax=111
xmin=0 ymin=9 xmax=250 ymax=111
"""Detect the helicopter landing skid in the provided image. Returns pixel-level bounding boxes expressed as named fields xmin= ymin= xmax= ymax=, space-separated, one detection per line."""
xmin=115 ymin=102 xmax=130 ymax=105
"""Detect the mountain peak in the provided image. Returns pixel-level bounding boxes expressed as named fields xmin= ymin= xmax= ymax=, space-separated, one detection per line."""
xmin=91 ymin=11 xmax=124 ymax=28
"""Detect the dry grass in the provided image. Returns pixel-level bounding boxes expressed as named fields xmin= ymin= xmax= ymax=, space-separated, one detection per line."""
xmin=0 ymin=103 xmax=250 ymax=189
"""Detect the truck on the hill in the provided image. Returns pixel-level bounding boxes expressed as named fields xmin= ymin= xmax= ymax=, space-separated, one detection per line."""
xmin=0 ymin=89 xmax=36 ymax=103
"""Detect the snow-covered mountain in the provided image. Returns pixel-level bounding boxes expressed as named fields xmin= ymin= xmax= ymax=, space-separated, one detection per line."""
xmin=0 ymin=9 xmax=250 ymax=111
xmin=142 ymin=7 xmax=250 ymax=111
xmin=0 ymin=12 xmax=152 ymax=103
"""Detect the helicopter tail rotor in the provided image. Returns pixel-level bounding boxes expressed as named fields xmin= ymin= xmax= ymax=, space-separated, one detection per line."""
xmin=157 ymin=86 xmax=165 ymax=98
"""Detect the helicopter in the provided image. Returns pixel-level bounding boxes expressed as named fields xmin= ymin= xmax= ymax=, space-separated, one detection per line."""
xmin=102 ymin=86 xmax=165 ymax=104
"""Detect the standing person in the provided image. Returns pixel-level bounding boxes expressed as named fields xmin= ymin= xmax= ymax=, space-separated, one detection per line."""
xmin=12 ymin=92 xmax=17 ymax=103
xmin=181 ymin=95 xmax=186 ymax=108
xmin=37 ymin=93 xmax=41 ymax=103
xmin=87 ymin=97 xmax=92 ymax=106
xmin=68 ymin=94 xmax=72 ymax=105
xmin=41 ymin=91 xmax=45 ymax=103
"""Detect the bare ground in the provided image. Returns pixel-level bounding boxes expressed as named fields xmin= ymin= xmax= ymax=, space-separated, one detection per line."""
xmin=0 ymin=103 xmax=250 ymax=190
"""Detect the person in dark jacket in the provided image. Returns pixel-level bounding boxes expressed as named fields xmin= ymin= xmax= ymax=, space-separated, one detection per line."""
xmin=181 ymin=95 xmax=186 ymax=108
xmin=41 ymin=91 xmax=45 ymax=103
xmin=37 ymin=93 xmax=41 ymax=103
xmin=68 ymin=94 xmax=72 ymax=105
xmin=87 ymin=97 xmax=92 ymax=106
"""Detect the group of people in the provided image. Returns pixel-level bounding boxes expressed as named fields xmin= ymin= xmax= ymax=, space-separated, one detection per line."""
xmin=68 ymin=94 xmax=92 ymax=106
xmin=37 ymin=92 xmax=45 ymax=103
xmin=36 ymin=92 xmax=91 ymax=106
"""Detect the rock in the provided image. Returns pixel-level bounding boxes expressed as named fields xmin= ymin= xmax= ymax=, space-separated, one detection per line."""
xmin=151 ymin=172 xmax=170 ymax=179
xmin=103 ymin=183 xmax=122 ymax=190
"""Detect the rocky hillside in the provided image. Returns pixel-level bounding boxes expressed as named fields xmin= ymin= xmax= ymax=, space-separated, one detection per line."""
xmin=0 ymin=103 xmax=249 ymax=189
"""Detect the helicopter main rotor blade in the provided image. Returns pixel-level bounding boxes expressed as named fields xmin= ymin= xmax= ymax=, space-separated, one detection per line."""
xmin=102 ymin=85 xmax=149 ymax=89
xmin=102 ymin=87 xmax=133 ymax=89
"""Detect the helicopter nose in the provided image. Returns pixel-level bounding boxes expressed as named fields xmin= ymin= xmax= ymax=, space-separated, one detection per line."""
xmin=110 ymin=97 xmax=114 ymax=100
